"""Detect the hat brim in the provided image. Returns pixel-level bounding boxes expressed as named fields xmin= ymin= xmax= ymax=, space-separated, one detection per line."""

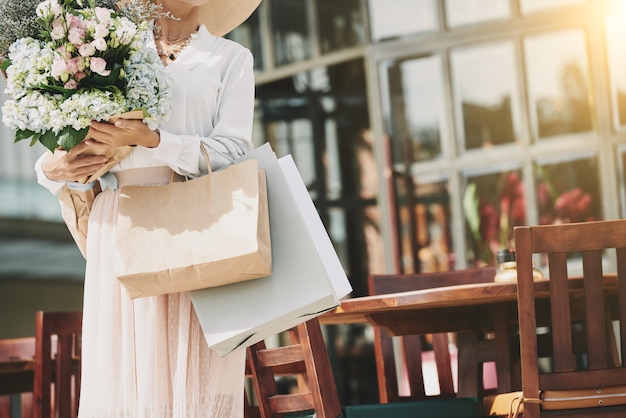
xmin=199 ymin=0 xmax=261 ymax=37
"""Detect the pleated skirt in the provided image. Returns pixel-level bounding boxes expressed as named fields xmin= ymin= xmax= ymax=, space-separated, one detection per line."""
xmin=77 ymin=168 xmax=246 ymax=418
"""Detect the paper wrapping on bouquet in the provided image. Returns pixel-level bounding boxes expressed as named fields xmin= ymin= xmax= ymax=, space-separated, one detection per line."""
xmin=57 ymin=110 xmax=140 ymax=258
xmin=190 ymin=143 xmax=352 ymax=357
xmin=114 ymin=154 xmax=272 ymax=299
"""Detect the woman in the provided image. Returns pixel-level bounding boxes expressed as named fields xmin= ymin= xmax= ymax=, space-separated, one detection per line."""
xmin=34 ymin=0 xmax=261 ymax=416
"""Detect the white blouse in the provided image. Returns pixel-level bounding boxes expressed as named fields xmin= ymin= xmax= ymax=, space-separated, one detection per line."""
xmin=36 ymin=24 xmax=255 ymax=195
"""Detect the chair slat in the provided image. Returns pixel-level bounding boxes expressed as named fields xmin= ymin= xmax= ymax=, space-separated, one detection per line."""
xmin=268 ymin=393 xmax=314 ymax=413
xmin=616 ymin=247 xmax=626 ymax=366
xmin=402 ymin=335 xmax=426 ymax=399
xmin=432 ymin=333 xmax=455 ymax=396
xmin=582 ymin=250 xmax=608 ymax=370
xmin=256 ymin=345 xmax=305 ymax=368
xmin=548 ymin=252 xmax=574 ymax=372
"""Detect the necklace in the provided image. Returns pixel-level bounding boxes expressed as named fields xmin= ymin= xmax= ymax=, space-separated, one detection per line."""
xmin=154 ymin=33 xmax=197 ymax=62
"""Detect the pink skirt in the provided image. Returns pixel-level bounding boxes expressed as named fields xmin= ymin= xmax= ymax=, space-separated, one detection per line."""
xmin=78 ymin=168 xmax=246 ymax=418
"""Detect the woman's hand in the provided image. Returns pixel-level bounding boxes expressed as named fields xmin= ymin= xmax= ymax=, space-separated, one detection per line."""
xmin=41 ymin=140 xmax=111 ymax=182
xmin=88 ymin=119 xmax=160 ymax=148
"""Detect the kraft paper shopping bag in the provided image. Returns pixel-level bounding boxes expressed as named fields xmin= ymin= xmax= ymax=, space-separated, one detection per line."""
xmin=190 ymin=143 xmax=352 ymax=356
xmin=114 ymin=153 xmax=272 ymax=299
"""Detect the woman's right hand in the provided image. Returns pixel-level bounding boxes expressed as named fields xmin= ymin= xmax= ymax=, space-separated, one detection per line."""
xmin=41 ymin=140 xmax=111 ymax=182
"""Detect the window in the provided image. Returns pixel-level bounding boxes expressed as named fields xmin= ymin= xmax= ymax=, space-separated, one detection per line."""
xmin=368 ymin=0 xmax=437 ymax=42
xmin=383 ymin=55 xmax=445 ymax=163
xmin=445 ymin=0 xmax=511 ymax=27
xmin=451 ymin=41 xmax=521 ymax=150
xmin=524 ymin=29 xmax=592 ymax=139
xmin=270 ymin=0 xmax=312 ymax=65
xmin=318 ymin=0 xmax=365 ymax=53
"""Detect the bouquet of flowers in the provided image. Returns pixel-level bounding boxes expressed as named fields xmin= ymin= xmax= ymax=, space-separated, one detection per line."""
xmin=0 ymin=0 xmax=172 ymax=152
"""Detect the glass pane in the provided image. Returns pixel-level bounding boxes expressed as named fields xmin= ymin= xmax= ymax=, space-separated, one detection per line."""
xmin=328 ymin=207 xmax=350 ymax=276
xmin=271 ymin=0 xmax=311 ymax=65
xmin=363 ymin=205 xmax=386 ymax=274
xmin=605 ymin=12 xmax=626 ymax=128
xmin=445 ymin=0 xmax=511 ymax=28
xmin=521 ymin=0 xmax=586 ymax=14
xmin=385 ymin=55 xmax=445 ymax=163
xmin=368 ymin=0 xmax=437 ymax=42
xmin=325 ymin=116 xmax=342 ymax=200
xmin=394 ymin=173 xmax=453 ymax=273
xmin=264 ymin=118 xmax=317 ymax=198
xmin=463 ymin=169 xmax=526 ymax=267
xmin=356 ymin=129 xmax=378 ymax=200
xmin=524 ymin=29 xmax=592 ymax=139
xmin=226 ymin=10 xmax=263 ymax=70
xmin=318 ymin=0 xmax=365 ymax=53
xmin=416 ymin=179 xmax=454 ymax=273
xmin=451 ymin=41 xmax=520 ymax=150
xmin=535 ymin=156 xmax=601 ymax=225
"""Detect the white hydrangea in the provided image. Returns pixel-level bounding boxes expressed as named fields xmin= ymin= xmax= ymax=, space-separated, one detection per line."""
xmin=2 ymin=91 xmax=58 ymax=132
xmin=57 ymin=89 xmax=126 ymax=131
xmin=124 ymin=33 xmax=172 ymax=125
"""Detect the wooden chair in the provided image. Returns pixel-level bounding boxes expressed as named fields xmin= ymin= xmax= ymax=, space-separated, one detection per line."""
xmin=507 ymin=220 xmax=626 ymax=417
xmin=368 ymin=267 xmax=501 ymax=403
xmin=34 ymin=311 xmax=82 ymax=418
xmin=245 ymin=317 xmax=342 ymax=418
xmin=0 ymin=337 xmax=35 ymax=418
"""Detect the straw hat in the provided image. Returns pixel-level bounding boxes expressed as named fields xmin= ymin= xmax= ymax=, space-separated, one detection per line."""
xmin=198 ymin=0 xmax=262 ymax=37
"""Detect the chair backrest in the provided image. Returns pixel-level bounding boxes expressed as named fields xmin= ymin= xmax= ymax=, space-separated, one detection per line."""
xmin=368 ymin=267 xmax=497 ymax=403
xmin=34 ymin=311 xmax=82 ymax=418
xmin=0 ymin=337 xmax=35 ymax=418
xmin=514 ymin=220 xmax=626 ymax=417
xmin=245 ymin=317 xmax=342 ymax=418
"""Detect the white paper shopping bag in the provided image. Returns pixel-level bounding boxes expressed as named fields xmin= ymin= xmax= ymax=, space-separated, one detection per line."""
xmin=190 ymin=143 xmax=352 ymax=356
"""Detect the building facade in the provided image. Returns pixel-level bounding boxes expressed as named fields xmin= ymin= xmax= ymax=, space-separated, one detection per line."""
xmin=1 ymin=0 xmax=625 ymax=403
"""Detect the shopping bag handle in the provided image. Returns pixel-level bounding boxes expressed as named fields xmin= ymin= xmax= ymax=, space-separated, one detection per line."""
xmin=200 ymin=141 xmax=238 ymax=171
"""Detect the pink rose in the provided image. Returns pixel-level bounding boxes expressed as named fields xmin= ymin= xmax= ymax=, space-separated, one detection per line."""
xmin=64 ymin=79 xmax=78 ymax=89
xmin=78 ymin=43 xmax=95 ymax=57
xmin=51 ymin=57 xmax=68 ymax=81
xmin=94 ymin=22 xmax=109 ymax=39
xmin=68 ymin=27 xmax=86 ymax=45
xmin=90 ymin=57 xmax=110 ymax=76
xmin=92 ymin=38 xmax=107 ymax=51
xmin=51 ymin=18 xmax=65 ymax=40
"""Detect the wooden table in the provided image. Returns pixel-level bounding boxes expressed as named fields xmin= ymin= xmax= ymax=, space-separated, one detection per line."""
xmin=0 ymin=359 xmax=34 ymax=395
xmin=320 ymin=276 xmax=618 ymax=396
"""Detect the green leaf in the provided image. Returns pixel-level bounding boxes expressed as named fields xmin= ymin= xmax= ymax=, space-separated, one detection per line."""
xmin=462 ymin=182 xmax=481 ymax=243
xmin=14 ymin=129 xmax=36 ymax=143
xmin=33 ymin=83 xmax=77 ymax=97
xmin=86 ymin=64 xmax=124 ymax=89
xmin=39 ymin=130 xmax=60 ymax=152
xmin=0 ymin=59 xmax=11 ymax=72
xmin=57 ymin=126 xmax=89 ymax=151
xmin=30 ymin=133 xmax=42 ymax=147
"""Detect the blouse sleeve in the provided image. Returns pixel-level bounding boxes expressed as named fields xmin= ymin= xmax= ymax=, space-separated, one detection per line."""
xmin=149 ymin=47 xmax=255 ymax=177
xmin=34 ymin=152 xmax=66 ymax=196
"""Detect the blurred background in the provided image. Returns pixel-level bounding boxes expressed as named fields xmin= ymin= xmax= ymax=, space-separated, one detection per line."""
xmin=2 ymin=0 xmax=626 ymax=405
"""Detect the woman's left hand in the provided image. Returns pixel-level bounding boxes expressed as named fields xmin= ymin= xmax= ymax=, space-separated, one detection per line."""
xmin=88 ymin=119 xmax=160 ymax=148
